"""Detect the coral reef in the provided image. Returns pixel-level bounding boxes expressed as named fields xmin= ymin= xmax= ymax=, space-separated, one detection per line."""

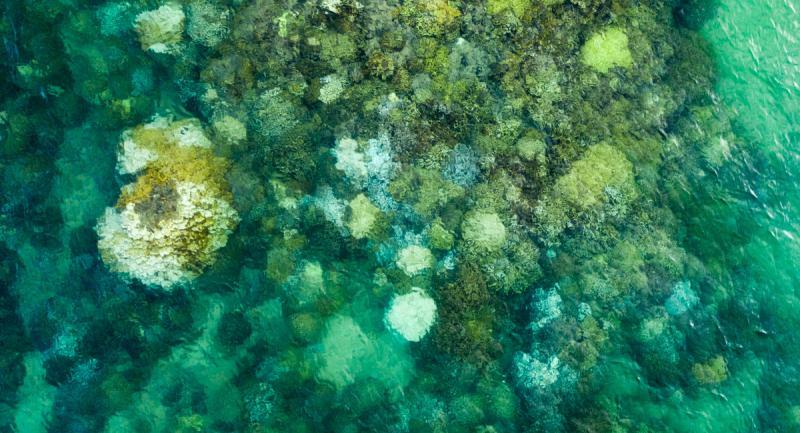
xmin=1 ymin=0 xmax=793 ymax=431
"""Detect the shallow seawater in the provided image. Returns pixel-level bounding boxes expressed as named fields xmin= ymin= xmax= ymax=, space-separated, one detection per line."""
xmin=1 ymin=0 xmax=799 ymax=432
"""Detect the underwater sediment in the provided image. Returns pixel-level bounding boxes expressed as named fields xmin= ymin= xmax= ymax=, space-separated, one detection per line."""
xmin=1 ymin=0 xmax=799 ymax=432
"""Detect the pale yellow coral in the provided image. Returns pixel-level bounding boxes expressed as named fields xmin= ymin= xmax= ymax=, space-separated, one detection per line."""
xmin=396 ymin=245 xmax=434 ymax=276
xmin=346 ymin=194 xmax=380 ymax=239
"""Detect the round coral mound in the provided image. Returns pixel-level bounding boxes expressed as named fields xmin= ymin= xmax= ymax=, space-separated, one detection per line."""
xmin=385 ymin=288 xmax=437 ymax=342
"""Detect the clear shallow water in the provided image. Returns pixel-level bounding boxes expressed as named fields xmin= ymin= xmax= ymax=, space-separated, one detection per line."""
xmin=1 ymin=1 xmax=799 ymax=432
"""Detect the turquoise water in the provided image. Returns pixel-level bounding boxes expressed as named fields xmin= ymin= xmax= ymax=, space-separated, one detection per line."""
xmin=1 ymin=0 xmax=799 ymax=432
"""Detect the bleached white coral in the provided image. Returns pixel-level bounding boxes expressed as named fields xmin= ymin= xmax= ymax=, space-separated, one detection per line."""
xmin=385 ymin=288 xmax=437 ymax=342
xmin=665 ymin=280 xmax=698 ymax=316
xmin=514 ymin=352 xmax=561 ymax=389
xmin=117 ymin=129 xmax=160 ymax=175
xmin=186 ymin=1 xmax=230 ymax=47
xmin=116 ymin=116 xmax=212 ymax=175
xmin=134 ymin=3 xmax=185 ymax=53
xmin=309 ymin=186 xmax=347 ymax=229
xmin=96 ymin=181 xmax=238 ymax=288
xmin=333 ymin=137 xmax=368 ymax=184
xmin=169 ymin=118 xmax=213 ymax=148
xmin=530 ymin=286 xmax=562 ymax=331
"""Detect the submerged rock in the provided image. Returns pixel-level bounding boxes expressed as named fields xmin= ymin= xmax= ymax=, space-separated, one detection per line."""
xmin=313 ymin=315 xmax=412 ymax=389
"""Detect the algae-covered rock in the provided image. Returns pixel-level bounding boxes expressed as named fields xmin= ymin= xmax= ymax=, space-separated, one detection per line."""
xmin=212 ymin=115 xmax=247 ymax=146
xmin=692 ymin=355 xmax=728 ymax=385
xmin=116 ymin=116 xmax=212 ymax=175
xmin=580 ymin=27 xmax=633 ymax=73
xmin=389 ymin=167 xmax=464 ymax=217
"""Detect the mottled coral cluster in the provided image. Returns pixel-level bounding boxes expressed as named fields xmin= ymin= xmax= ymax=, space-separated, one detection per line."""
xmin=96 ymin=116 xmax=238 ymax=288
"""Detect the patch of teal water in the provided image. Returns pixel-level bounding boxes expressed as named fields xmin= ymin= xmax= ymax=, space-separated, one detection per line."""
xmin=701 ymin=0 xmax=800 ymax=304
xmin=686 ymin=1 xmax=800 ymax=431
xmin=701 ymin=0 xmax=800 ymax=147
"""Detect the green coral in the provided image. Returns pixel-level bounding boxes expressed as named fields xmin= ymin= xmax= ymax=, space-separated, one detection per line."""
xmin=429 ymin=219 xmax=455 ymax=250
xmin=398 ymin=0 xmax=461 ymax=37
xmin=552 ymin=142 xmax=637 ymax=212
xmin=486 ymin=0 xmax=529 ymax=17
xmin=319 ymin=32 xmax=357 ymax=69
xmin=692 ymin=356 xmax=728 ymax=385
xmin=581 ymin=27 xmax=634 ymax=73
